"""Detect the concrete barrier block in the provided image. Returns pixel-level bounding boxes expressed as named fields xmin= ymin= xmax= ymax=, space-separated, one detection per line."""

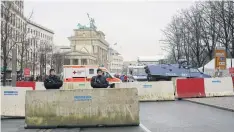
xmin=115 ymin=83 xmax=128 ymax=88
xmin=35 ymin=82 xmax=46 ymax=90
xmin=62 ymin=82 xmax=92 ymax=90
xmin=136 ymin=81 xmax=175 ymax=101
xmin=1 ymin=87 xmax=32 ymax=117
xmin=204 ymin=77 xmax=234 ymax=97
xmin=25 ymin=88 xmax=139 ymax=128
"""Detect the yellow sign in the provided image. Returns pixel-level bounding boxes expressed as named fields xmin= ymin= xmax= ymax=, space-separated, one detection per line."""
xmin=215 ymin=48 xmax=226 ymax=70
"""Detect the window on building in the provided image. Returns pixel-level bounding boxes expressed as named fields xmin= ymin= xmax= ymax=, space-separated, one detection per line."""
xmin=81 ymin=59 xmax=87 ymax=65
xmin=16 ymin=31 xmax=18 ymax=41
xmin=1 ymin=5 xmax=4 ymax=18
xmin=31 ymin=51 xmax=33 ymax=61
xmin=64 ymin=59 xmax=70 ymax=65
xmin=12 ymin=14 xmax=15 ymax=26
xmin=14 ymin=30 xmax=16 ymax=40
xmin=73 ymin=59 xmax=78 ymax=65
xmin=19 ymin=19 xmax=21 ymax=30
xmin=22 ymin=22 xmax=25 ymax=31
xmin=27 ymin=51 xmax=29 ymax=60
xmin=9 ymin=12 xmax=12 ymax=24
xmin=1 ymin=21 xmax=4 ymax=32
xmin=35 ymin=53 xmax=37 ymax=62
xmin=9 ymin=27 xmax=12 ymax=38
xmin=31 ymin=29 xmax=32 ymax=34
xmin=15 ymin=17 xmax=17 ymax=28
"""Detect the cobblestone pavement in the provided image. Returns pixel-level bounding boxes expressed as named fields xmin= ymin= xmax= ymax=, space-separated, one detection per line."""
xmin=185 ymin=96 xmax=234 ymax=112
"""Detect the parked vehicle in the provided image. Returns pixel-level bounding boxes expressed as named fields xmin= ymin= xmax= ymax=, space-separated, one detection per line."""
xmin=127 ymin=65 xmax=148 ymax=82
xmin=63 ymin=65 xmax=122 ymax=86
xmin=145 ymin=60 xmax=211 ymax=81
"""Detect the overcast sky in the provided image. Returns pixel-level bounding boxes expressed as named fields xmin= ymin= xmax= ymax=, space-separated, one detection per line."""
xmin=24 ymin=0 xmax=194 ymax=61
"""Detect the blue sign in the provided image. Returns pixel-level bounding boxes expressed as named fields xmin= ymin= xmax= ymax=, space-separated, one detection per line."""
xmin=212 ymin=80 xmax=221 ymax=83
xmin=74 ymin=96 xmax=92 ymax=101
xmin=4 ymin=91 xmax=18 ymax=95
xmin=220 ymin=57 xmax=225 ymax=61
xmin=143 ymin=84 xmax=152 ymax=88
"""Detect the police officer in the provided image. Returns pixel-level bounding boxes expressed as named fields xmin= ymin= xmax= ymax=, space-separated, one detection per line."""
xmin=44 ymin=69 xmax=63 ymax=89
xmin=91 ymin=69 xmax=109 ymax=88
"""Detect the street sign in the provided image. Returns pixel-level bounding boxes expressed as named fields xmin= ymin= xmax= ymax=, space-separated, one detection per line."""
xmin=215 ymin=48 xmax=226 ymax=70
xmin=24 ymin=68 xmax=30 ymax=77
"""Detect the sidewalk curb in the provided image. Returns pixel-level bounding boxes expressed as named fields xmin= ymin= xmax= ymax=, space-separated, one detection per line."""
xmin=185 ymin=100 xmax=234 ymax=112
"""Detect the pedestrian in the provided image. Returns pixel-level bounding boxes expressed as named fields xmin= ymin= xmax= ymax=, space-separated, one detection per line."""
xmin=90 ymin=69 xmax=109 ymax=88
xmin=44 ymin=69 xmax=63 ymax=89
xmin=120 ymin=75 xmax=124 ymax=82
xmin=124 ymin=75 xmax=127 ymax=82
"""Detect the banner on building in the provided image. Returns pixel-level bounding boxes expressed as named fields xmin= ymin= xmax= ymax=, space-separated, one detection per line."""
xmin=215 ymin=48 xmax=226 ymax=70
xmin=24 ymin=68 xmax=30 ymax=77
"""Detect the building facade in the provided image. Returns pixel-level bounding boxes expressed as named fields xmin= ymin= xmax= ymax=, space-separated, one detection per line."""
xmin=65 ymin=28 xmax=109 ymax=66
xmin=1 ymin=1 xmax=26 ymax=71
xmin=108 ymin=48 xmax=123 ymax=73
xmin=26 ymin=20 xmax=54 ymax=76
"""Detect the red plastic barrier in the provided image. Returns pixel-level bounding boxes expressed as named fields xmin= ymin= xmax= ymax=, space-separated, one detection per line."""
xmin=176 ymin=78 xmax=205 ymax=98
xmin=232 ymin=77 xmax=234 ymax=85
xmin=16 ymin=81 xmax=35 ymax=90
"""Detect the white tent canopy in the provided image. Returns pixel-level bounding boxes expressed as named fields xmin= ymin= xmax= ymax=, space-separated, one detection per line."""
xmin=199 ymin=58 xmax=234 ymax=77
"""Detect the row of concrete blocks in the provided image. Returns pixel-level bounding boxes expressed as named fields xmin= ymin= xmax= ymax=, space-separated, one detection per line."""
xmin=2 ymin=77 xmax=234 ymax=128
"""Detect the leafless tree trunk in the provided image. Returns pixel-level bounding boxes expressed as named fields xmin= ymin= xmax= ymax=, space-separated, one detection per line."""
xmin=18 ymin=11 xmax=33 ymax=79
xmin=1 ymin=2 xmax=19 ymax=85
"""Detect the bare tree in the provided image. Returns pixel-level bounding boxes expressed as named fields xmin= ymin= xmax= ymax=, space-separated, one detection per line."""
xmin=1 ymin=2 xmax=21 ymax=85
xmin=17 ymin=12 xmax=33 ymax=79
xmin=38 ymin=41 xmax=53 ymax=78
xmin=162 ymin=1 xmax=234 ymax=68
xmin=161 ymin=16 xmax=184 ymax=62
xmin=52 ymin=52 xmax=64 ymax=74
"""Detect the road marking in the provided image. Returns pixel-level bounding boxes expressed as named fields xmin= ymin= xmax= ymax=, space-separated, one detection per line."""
xmin=140 ymin=123 xmax=151 ymax=132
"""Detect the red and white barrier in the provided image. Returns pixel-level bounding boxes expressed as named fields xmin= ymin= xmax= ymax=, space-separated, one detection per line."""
xmin=204 ymin=77 xmax=234 ymax=97
xmin=16 ymin=81 xmax=35 ymax=90
xmin=1 ymin=87 xmax=32 ymax=117
xmin=176 ymin=78 xmax=205 ymax=98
